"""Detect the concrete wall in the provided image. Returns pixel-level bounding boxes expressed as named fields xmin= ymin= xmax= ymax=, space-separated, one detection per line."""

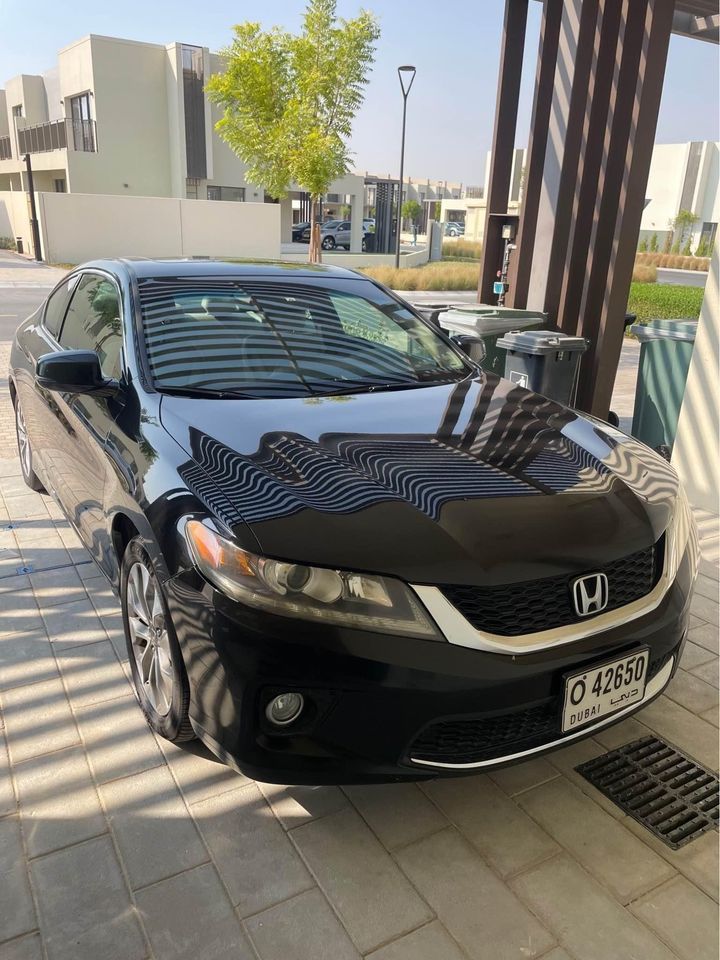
xmin=0 ymin=191 xmax=33 ymax=254
xmin=35 ymin=191 xmax=280 ymax=263
xmin=672 ymin=249 xmax=719 ymax=516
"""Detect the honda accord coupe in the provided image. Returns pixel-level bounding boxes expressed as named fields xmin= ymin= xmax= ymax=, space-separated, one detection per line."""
xmin=9 ymin=259 xmax=698 ymax=783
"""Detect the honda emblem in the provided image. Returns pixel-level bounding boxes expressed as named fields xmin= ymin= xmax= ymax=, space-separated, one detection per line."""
xmin=572 ymin=573 xmax=609 ymax=617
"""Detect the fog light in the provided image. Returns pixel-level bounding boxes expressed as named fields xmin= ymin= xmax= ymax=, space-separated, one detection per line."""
xmin=265 ymin=692 xmax=304 ymax=726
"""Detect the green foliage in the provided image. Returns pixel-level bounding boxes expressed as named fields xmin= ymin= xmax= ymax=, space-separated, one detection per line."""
xmin=671 ymin=240 xmax=681 ymax=254
xmin=401 ymin=199 xmax=422 ymax=224
xmin=662 ymin=232 xmax=673 ymax=254
xmin=671 ymin=209 xmax=699 ymax=243
xmin=627 ymin=283 xmax=705 ymax=323
xmin=638 ymin=237 xmax=648 ymax=252
xmin=339 ymin=203 xmax=352 ymax=219
xmin=695 ymin=238 xmax=709 ymax=257
xmin=0 ymin=236 xmax=16 ymax=250
xmin=207 ymin=0 xmax=380 ymax=202
xmin=649 ymin=233 xmax=658 ymax=253
xmin=681 ymin=239 xmax=693 ymax=256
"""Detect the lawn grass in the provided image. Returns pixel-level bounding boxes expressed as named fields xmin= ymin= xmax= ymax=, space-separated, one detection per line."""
xmin=626 ymin=282 xmax=705 ymax=322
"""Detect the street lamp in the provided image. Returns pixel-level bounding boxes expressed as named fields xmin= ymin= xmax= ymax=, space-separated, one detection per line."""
xmin=395 ymin=65 xmax=416 ymax=268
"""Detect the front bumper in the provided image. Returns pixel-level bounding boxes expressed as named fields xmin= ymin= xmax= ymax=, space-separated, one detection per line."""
xmin=165 ymin=550 xmax=694 ymax=784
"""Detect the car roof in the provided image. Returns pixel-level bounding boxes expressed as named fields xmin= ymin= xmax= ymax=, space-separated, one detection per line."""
xmin=76 ymin=258 xmax=364 ymax=281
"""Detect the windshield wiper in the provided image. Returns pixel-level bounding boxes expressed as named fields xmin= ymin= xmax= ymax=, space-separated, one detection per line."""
xmin=158 ymin=385 xmax=257 ymax=400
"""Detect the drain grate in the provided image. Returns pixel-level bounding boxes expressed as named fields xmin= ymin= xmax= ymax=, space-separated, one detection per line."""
xmin=577 ymin=735 xmax=719 ymax=849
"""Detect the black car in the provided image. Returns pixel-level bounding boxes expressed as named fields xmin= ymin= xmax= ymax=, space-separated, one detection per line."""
xmin=9 ymin=259 xmax=698 ymax=784
xmin=291 ymin=222 xmax=310 ymax=242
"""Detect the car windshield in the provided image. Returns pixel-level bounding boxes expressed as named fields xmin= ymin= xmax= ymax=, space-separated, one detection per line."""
xmin=138 ymin=276 xmax=471 ymax=399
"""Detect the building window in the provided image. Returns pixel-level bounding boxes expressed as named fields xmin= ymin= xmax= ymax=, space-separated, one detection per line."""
xmin=207 ymin=185 xmax=245 ymax=202
xmin=182 ymin=45 xmax=207 ymax=180
xmin=54 ymin=178 xmax=66 ymax=193
xmin=12 ymin=104 xmax=22 ymax=118
xmin=186 ymin=178 xmax=200 ymax=200
xmin=700 ymin=221 xmax=717 ymax=249
xmin=68 ymin=93 xmax=95 ymax=151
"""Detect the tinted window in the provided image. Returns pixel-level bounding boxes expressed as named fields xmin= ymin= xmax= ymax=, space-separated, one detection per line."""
xmin=60 ymin=274 xmax=123 ymax=379
xmin=137 ymin=277 xmax=468 ymax=398
xmin=43 ymin=275 xmax=80 ymax=337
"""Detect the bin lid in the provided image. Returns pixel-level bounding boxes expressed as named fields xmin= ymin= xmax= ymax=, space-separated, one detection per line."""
xmin=630 ymin=319 xmax=697 ymax=343
xmin=495 ymin=329 xmax=589 ymax=355
xmin=439 ymin=305 xmax=548 ymax=337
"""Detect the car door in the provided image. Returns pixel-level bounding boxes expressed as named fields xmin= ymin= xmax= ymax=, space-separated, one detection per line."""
xmin=336 ymin=222 xmax=352 ymax=248
xmin=53 ymin=271 xmax=125 ymax=563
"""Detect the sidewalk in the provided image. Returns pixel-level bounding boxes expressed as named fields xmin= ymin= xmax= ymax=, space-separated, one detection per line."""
xmin=0 ymin=251 xmax=67 ymax=287
xmin=0 ymin=344 xmax=717 ymax=959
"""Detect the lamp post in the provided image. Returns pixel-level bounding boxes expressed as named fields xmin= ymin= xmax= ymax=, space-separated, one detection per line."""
xmin=395 ymin=65 xmax=416 ymax=268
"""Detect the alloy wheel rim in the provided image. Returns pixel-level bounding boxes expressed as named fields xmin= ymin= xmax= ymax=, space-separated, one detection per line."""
xmin=126 ymin=561 xmax=174 ymax=717
xmin=16 ymin=404 xmax=31 ymax=478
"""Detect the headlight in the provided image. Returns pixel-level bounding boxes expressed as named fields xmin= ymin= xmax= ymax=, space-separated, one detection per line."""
xmin=666 ymin=484 xmax=698 ymax=582
xmin=185 ymin=519 xmax=440 ymax=638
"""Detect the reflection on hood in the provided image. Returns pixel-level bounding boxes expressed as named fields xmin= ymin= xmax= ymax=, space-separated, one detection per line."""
xmin=173 ymin=375 xmax=676 ymax=532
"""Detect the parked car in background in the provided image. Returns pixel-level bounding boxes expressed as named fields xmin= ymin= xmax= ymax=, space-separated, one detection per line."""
xmin=444 ymin=221 xmax=465 ymax=237
xmin=300 ymin=219 xmax=342 ymax=243
xmin=319 ymin=220 xmax=351 ymax=249
xmin=292 ymin=221 xmax=310 ymax=242
xmin=331 ymin=223 xmax=373 ymax=251
xmin=10 ymin=258 xmax=697 ymax=784
xmin=363 ymin=218 xmax=376 ymax=232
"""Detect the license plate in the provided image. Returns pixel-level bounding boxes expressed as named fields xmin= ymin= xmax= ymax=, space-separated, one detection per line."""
xmin=562 ymin=649 xmax=649 ymax=734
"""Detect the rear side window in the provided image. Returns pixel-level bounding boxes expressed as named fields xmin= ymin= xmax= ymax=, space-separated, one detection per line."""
xmin=43 ymin=275 xmax=80 ymax=337
xmin=59 ymin=274 xmax=124 ymax=379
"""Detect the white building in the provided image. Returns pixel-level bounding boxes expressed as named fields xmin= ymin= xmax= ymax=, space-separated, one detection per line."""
xmin=0 ymin=33 xmax=366 ymax=252
xmin=638 ymin=141 xmax=719 ymax=251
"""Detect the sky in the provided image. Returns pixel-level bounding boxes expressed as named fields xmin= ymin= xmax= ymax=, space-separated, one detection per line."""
xmin=0 ymin=0 xmax=718 ymax=185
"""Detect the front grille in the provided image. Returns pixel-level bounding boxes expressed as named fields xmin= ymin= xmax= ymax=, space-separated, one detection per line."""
xmin=440 ymin=540 xmax=662 ymax=637
xmin=409 ymin=651 xmax=672 ymax=766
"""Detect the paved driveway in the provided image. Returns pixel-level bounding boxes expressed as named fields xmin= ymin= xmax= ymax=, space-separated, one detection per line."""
xmin=0 ymin=346 xmax=718 ymax=959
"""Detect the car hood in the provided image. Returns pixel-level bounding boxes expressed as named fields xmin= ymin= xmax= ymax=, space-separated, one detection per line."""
xmin=160 ymin=372 xmax=677 ymax=585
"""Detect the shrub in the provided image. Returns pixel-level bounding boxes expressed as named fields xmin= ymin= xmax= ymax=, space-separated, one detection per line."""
xmin=627 ymin=283 xmax=705 ymax=323
xmin=632 ymin=264 xmax=656 ymax=283
xmin=638 ymin=237 xmax=648 ymax=252
xmin=681 ymin=239 xmax=693 ymax=256
xmin=695 ymin=238 xmax=708 ymax=257
xmin=671 ymin=240 xmax=681 ymax=253
xmin=361 ymin=261 xmax=480 ymax=290
xmin=441 ymin=238 xmax=482 ymax=261
xmin=649 ymin=233 xmax=658 ymax=253
xmin=0 ymin=236 xmax=16 ymax=250
xmin=635 ymin=252 xmax=710 ymax=271
xmin=662 ymin=233 xmax=672 ymax=253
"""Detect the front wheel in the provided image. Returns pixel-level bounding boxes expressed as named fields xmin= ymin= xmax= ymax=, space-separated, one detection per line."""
xmin=322 ymin=236 xmax=335 ymax=250
xmin=15 ymin=400 xmax=45 ymax=492
xmin=121 ymin=538 xmax=195 ymax=742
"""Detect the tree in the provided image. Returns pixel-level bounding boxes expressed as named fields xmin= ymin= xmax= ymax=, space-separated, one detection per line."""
xmin=670 ymin=209 xmax=699 ymax=248
xmin=339 ymin=203 xmax=352 ymax=220
xmin=207 ymin=0 xmax=379 ymax=263
xmin=401 ymin=199 xmax=422 ymax=228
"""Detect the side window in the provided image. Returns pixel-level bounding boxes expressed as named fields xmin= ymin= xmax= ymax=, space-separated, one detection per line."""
xmin=59 ymin=274 xmax=123 ymax=379
xmin=43 ymin=275 xmax=80 ymax=338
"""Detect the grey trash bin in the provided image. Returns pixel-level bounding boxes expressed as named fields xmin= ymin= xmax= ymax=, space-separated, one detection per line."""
xmin=496 ymin=329 xmax=588 ymax=405
xmin=438 ymin=305 xmax=549 ymax=372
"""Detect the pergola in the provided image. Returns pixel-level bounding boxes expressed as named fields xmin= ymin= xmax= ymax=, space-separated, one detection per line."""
xmin=478 ymin=0 xmax=719 ymax=417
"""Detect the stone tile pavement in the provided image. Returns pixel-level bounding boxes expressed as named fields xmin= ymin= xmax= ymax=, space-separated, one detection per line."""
xmin=0 ymin=339 xmax=718 ymax=959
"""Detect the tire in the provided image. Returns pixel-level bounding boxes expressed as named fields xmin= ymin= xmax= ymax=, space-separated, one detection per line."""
xmin=361 ymin=238 xmax=367 ymax=252
xmin=121 ymin=537 xmax=195 ymax=742
xmin=15 ymin=399 xmax=45 ymax=492
xmin=322 ymin=236 xmax=335 ymax=250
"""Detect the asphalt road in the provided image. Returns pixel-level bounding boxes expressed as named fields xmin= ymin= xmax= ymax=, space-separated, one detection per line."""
xmin=0 ymin=286 xmax=50 ymax=342
xmin=656 ymin=267 xmax=708 ymax=287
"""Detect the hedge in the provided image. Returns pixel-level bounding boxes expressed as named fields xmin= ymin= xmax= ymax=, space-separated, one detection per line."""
xmin=626 ymin=282 xmax=705 ymax=323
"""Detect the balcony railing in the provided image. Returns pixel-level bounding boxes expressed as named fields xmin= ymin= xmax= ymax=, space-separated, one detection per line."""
xmin=0 ymin=136 xmax=11 ymax=161
xmin=15 ymin=118 xmax=97 ymax=156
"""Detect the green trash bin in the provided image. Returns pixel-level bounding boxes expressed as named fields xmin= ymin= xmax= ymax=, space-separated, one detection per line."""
xmin=630 ymin=318 xmax=697 ymax=455
xmin=438 ymin=305 xmax=549 ymax=373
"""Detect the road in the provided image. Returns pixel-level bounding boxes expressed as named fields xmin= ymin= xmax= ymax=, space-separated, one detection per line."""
xmin=0 ymin=286 xmax=51 ymax=341
xmin=656 ymin=267 xmax=708 ymax=287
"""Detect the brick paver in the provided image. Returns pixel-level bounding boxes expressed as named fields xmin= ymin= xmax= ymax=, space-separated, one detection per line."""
xmin=0 ymin=353 xmax=717 ymax=958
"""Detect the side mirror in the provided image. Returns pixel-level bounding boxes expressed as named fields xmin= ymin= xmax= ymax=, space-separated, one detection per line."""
xmin=36 ymin=350 xmax=118 ymax=397
xmin=450 ymin=333 xmax=487 ymax=364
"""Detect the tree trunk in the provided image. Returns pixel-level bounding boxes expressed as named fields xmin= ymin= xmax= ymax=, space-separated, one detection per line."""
xmin=309 ymin=195 xmax=322 ymax=264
